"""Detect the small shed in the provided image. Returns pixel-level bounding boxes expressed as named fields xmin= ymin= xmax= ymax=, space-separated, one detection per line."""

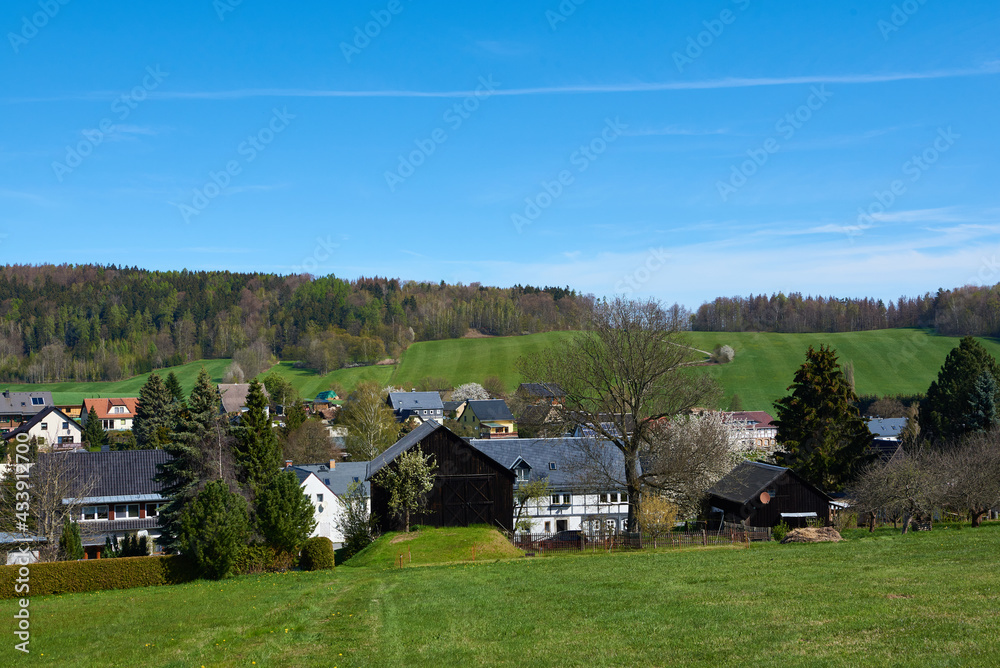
xmin=367 ymin=420 xmax=514 ymax=533
xmin=705 ymin=461 xmax=831 ymax=528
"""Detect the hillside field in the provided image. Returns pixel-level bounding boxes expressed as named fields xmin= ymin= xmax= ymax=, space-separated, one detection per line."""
xmin=1 ymin=523 xmax=998 ymax=666
xmin=6 ymin=329 xmax=1000 ymax=411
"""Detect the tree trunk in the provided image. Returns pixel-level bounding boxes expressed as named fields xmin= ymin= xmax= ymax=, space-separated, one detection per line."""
xmin=624 ymin=450 xmax=641 ymax=533
xmin=405 ymin=509 xmax=410 ymax=533
xmin=900 ymin=512 xmax=911 ymax=535
xmin=971 ymin=509 xmax=984 ymax=528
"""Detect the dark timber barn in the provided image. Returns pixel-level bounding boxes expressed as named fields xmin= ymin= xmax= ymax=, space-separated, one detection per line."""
xmin=705 ymin=461 xmax=831 ymax=528
xmin=367 ymin=421 xmax=515 ymax=533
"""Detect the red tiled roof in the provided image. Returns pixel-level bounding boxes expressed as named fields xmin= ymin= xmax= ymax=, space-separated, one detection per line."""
xmin=82 ymin=397 xmax=139 ymax=419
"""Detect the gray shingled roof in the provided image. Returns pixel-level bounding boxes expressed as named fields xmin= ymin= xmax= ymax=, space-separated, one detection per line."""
xmin=387 ymin=391 xmax=444 ymax=411
xmin=466 ymin=399 xmax=515 ymax=422
xmin=0 ymin=390 xmax=53 ymax=417
xmin=47 ymin=449 xmax=172 ymax=500
xmin=707 ymin=461 xmax=795 ymax=505
xmin=366 ymin=419 xmax=442 ymax=478
xmin=218 ymin=383 xmax=270 ymax=413
xmin=518 ymin=383 xmax=566 ymax=399
xmin=297 ymin=462 xmax=371 ymax=497
xmin=866 ymin=417 xmax=907 ymax=438
xmin=469 ymin=437 xmax=626 ymax=489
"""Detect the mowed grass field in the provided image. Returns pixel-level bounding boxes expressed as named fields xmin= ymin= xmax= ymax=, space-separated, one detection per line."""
xmin=2 ymin=523 xmax=999 ymax=667
xmin=7 ymin=329 xmax=1000 ymax=411
xmin=1 ymin=359 xmax=232 ymax=406
xmin=687 ymin=328 xmax=1000 ymax=410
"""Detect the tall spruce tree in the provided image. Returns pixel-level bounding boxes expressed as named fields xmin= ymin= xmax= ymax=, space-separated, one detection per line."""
xmin=165 ymin=372 xmax=185 ymax=404
xmin=58 ymin=517 xmax=84 ymax=560
xmin=132 ymin=373 xmax=177 ymax=449
xmin=81 ymin=406 xmax=108 ymax=449
xmin=234 ymin=379 xmax=281 ymax=495
xmin=255 ymin=470 xmax=317 ymax=554
xmin=176 ymin=479 xmax=249 ymax=580
xmin=965 ymin=370 xmax=999 ymax=434
xmin=920 ymin=336 xmax=1000 ymax=443
xmin=773 ymin=345 xmax=873 ymax=491
xmin=156 ymin=368 xmax=229 ymax=552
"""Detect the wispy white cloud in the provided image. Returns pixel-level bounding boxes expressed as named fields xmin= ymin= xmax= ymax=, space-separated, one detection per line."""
xmin=7 ymin=65 xmax=998 ymax=103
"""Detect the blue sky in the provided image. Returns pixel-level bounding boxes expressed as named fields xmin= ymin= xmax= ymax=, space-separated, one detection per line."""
xmin=2 ymin=1 xmax=999 ymax=308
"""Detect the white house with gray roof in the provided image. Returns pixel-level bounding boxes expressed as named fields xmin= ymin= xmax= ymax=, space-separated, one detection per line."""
xmin=469 ymin=437 xmax=632 ymax=534
xmin=289 ymin=461 xmax=371 ymax=549
xmin=386 ymin=391 xmax=444 ymax=423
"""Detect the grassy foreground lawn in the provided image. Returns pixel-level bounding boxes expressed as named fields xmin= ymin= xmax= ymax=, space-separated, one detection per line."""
xmin=2 ymin=523 xmax=999 ymax=667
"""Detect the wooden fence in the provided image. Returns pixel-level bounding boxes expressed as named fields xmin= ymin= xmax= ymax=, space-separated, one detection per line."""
xmin=511 ymin=524 xmax=772 ymax=556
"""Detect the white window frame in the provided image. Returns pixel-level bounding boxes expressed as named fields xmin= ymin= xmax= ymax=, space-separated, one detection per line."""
xmin=114 ymin=504 xmax=140 ymax=519
xmin=31 ymin=397 xmax=44 ymax=405
xmin=82 ymin=505 xmax=109 ymax=521
xmin=146 ymin=503 xmax=163 ymax=517
xmin=562 ymin=494 xmax=571 ymax=505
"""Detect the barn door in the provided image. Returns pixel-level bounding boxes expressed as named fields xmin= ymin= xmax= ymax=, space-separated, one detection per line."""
xmin=441 ymin=475 xmax=494 ymax=526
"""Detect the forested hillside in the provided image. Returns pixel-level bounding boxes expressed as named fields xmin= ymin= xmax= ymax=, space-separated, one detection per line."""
xmin=691 ymin=284 xmax=1000 ymax=336
xmin=0 ymin=265 xmax=589 ymax=383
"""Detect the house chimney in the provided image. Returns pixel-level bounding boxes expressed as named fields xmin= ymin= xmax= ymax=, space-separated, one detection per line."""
xmin=329 ymin=459 xmax=336 ymax=470
xmin=284 ymin=459 xmax=293 ymax=468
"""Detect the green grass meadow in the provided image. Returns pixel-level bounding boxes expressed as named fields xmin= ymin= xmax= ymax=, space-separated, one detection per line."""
xmin=2 ymin=523 xmax=999 ymax=667
xmin=5 ymin=329 xmax=999 ymax=411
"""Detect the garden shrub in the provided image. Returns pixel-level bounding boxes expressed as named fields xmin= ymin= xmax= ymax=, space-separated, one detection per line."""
xmin=234 ymin=545 xmax=294 ymax=574
xmin=0 ymin=555 xmax=198 ymax=599
xmin=772 ymin=521 xmax=790 ymax=542
xmin=299 ymin=537 xmax=335 ymax=571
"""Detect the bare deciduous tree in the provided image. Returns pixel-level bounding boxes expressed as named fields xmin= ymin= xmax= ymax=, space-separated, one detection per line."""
xmin=850 ymin=451 xmax=938 ymax=534
xmin=27 ymin=453 xmax=97 ymax=561
xmin=519 ymin=297 xmax=719 ymax=529
xmin=934 ymin=429 xmax=1000 ymax=527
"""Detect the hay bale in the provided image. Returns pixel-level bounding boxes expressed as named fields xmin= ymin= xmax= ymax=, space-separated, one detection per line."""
xmin=780 ymin=527 xmax=843 ymax=544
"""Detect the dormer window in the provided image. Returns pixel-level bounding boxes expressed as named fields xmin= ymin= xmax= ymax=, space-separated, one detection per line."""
xmin=515 ymin=467 xmax=529 ymax=482
xmin=548 ymin=462 xmax=557 ymax=470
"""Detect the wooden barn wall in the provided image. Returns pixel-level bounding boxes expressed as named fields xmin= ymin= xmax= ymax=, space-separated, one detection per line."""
xmin=371 ymin=429 xmax=514 ymax=533
xmin=710 ymin=472 xmax=831 ymax=528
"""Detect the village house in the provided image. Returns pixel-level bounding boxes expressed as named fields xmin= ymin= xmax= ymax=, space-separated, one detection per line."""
xmin=290 ymin=460 xmax=370 ymax=548
xmin=469 ymin=436 xmax=632 ymax=535
xmin=457 ymin=399 xmax=518 ymax=438
xmin=721 ymin=411 xmax=778 ymax=452
xmin=61 ymin=449 xmax=171 ymax=559
xmin=218 ymin=383 xmax=270 ymax=417
xmin=81 ymin=397 xmax=140 ymax=431
xmin=385 ymin=390 xmax=444 ymax=423
xmin=0 ymin=390 xmax=54 ymax=423
xmin=2 ymin=406 xmax=83 ymax=450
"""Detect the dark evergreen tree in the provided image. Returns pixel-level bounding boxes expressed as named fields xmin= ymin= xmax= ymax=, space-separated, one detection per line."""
xmin=233 ymin=379 xmax=281 ymax=495
xmin=921 ymin=337 xmax=1000 ymax=442
xmin=58 ymin=517 xmax=84 ymax=560
xmin=177 ymin=479 xmax=249 ymax=580
xmin=132 ymin=373 xmax=177 ymax=449
xmin=773 ymin=345 xmax=874 ymax=491
xmin=156 ymin=367 xmax=231 ymax=553
xmin=964 ymin=370 xmax=999 ymax=434
xmin=255 ymin=470 xmax=316 ymax=554
xmin=103 ymin=534 xmax=119 ymax=558
xmin=165 ymin=371 xmax=185 ymax=404
xmin=282 ymin=401 xmax=307 ymax=438
xmin=81 ymin=406 xmax=108 ymax=449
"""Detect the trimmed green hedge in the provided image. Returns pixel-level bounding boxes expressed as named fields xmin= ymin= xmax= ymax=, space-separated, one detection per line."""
xmin=299 ymin=537 xmax=335 ymax=571
xmin=0 ymin=555 xmax=199 ymax=599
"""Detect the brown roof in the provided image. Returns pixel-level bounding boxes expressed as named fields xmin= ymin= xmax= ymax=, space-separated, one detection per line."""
xmin=82 ymin=397 xmax=139 ymax=419
xmin=218 ymin=384 xmax=270 ymax=413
